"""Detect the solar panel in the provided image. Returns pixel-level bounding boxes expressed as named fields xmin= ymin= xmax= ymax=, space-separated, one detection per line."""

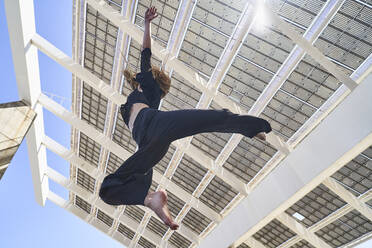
xmin=75 ymin=194 xmax=92 ymax=214
xmin=171 ymin=154 xmax=208 ymax=194
xmin=146 ymin=216 xmax=168 ymax=237
xmin=97 ymin=209 xmax=114 ymax=227
xmin=315 ymin=210 xmax=372 ymax=247
xmin=290 ymin=239 xmax=315 ymax=248
xmin=199 ymin=176 xmax=238 ymax=213
xmin=182 ymin=207 xmax=212 ymax=235
xmin=168 ymin=231 xmax=192 ymax=248
xmin=331 ymin=149 xmax=372 ymax=195
xmin=285 ymin=184 xmax=347 ymax=228
xmin=223 ymin=136 xmax=277 ymax=183
xmin=138 ymin=236 xmax=156 ymax=248
xmin=124 ymin=205 xmax=145 ymax=223
xmin=253 ymin=219 xmax=296 ymax=248
xmin=118 ymin=223 xmax=136 ymax=240
xmin=76 ymin=168 xmax=96 ymax=193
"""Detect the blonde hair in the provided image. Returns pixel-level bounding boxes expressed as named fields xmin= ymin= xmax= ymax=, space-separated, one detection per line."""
xmin=123 ymin=67 xmax=171 ymax=98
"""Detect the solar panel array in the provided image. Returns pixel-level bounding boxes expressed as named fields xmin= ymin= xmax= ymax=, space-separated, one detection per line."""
xmin=70 ymin=0 xmax=372 ymax=247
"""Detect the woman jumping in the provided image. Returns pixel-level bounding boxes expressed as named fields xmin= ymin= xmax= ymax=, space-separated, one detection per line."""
xmin=99 ymin=7 xmax=272 ymax=230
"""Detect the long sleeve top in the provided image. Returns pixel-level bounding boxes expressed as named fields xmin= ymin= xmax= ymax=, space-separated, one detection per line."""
xmin=120 ymin=48 xmax=163 ymax=127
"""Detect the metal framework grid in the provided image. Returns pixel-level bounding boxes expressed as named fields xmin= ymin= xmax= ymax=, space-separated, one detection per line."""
xmin=4 ymin=0 xmax=372 ymax=247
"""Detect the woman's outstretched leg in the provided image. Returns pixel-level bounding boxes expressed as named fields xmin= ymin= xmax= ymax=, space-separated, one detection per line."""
xmin=148 ymin=108 xmax=271 ymax=143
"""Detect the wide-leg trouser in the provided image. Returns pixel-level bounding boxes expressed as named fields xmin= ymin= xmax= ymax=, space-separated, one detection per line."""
xmin=99 ymin=108 xmax=271 ymax=205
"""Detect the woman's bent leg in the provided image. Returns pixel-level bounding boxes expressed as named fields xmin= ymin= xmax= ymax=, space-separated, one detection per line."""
xmin=99 ymin=141 xmax=170 ymax=205
xmin=99 ymin=170 xmax=153 ymax=205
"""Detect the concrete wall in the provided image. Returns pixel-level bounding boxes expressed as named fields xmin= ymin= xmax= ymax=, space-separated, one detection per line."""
xmin=0 ymin=100 xmax=36 ymax=180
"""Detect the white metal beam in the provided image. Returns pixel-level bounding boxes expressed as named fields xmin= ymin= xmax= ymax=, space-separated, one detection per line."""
xmin=70 ymin=0 xmax=86 ymax=205
xmin=4 ymin=0 xmax=48 ymax=206
xmin=31 ymin=34 xmax=126 ymax=106
xmin=43 ymin=135 xmax=100 ymax=177
xmin=38 ymin=93 xmax=132 ymax=159
xmin=159 ymin=0 xmax=198 ymax=179
xmin=199 ymin=71 xmax=372 ymax=248
xmin=38 ymin=94 xmax=220 ymax=223
xmin=163 ymin=0 xmax=196 ymax=70
xmin=323 ymin=177 xmax=372 ymax=221
xmin=311 ymin=189 xmax=372 ymax=232
xmin=71 ymin=0 xmax=85 ymax=151
xmin=277 ymin=212 xmax=332 ymax=248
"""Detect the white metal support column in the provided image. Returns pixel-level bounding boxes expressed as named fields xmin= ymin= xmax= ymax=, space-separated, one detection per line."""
xmin=199 ymin=72 xmax=372 ymax=248
xmin=71 ymin=0 xmax=85 ymax=152
xmin=4 ymin=0 xmax=48 ymax=206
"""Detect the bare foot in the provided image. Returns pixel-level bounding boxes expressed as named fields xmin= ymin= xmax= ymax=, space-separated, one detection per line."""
xmin=144 ymin=190 xmax=179 ymax=230
xmin=255 ymin=132 xmax=266 ymax=141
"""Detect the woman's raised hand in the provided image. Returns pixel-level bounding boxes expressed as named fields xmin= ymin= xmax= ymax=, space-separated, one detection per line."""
xmin=145 ymin=7 xmax=158 ymax=24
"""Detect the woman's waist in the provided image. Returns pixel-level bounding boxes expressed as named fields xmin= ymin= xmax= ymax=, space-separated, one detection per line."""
xmin=131 ymin=106 xmax=159 ymax=145
xmin=129 ymin=103 xmax=150 ymax=132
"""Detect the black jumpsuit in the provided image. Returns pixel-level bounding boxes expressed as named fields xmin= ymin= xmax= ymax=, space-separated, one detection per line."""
xmin=99 ymin=49 xmax=272 ymax=206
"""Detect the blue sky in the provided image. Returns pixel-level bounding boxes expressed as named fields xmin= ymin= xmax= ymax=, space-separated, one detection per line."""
xmin=0 ymin=1 xmax=371 ymax=248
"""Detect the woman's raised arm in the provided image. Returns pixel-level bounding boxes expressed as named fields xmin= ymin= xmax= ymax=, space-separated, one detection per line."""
xmin=143 ymin=7 xmax=158 ymax=50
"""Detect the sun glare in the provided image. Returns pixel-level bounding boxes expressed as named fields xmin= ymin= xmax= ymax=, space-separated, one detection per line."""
xmin=253 ymin=0 xmax=270 ymax=33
